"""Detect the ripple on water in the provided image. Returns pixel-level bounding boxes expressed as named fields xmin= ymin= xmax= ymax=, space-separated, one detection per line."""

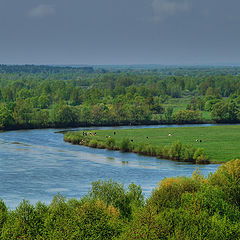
xmin=0 ymin=126 xmax=220 ymax=209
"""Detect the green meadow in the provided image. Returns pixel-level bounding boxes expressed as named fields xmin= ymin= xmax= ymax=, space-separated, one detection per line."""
xmin=66 ymin=125 xmax=240 ymax=163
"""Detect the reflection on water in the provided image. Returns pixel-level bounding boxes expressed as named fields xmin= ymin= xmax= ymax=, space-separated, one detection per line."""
xmin=0 ymin=124 xmax=220 ymax=209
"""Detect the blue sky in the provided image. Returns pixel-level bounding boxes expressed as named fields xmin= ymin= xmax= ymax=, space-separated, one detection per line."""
xmin=1 ymin=0 xmax=240 ymax=65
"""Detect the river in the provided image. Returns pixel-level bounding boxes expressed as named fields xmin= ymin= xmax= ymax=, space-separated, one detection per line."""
xmin=0 ymin=124 xmax=222 ymax=209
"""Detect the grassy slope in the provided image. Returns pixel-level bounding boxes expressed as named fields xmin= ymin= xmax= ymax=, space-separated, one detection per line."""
xmin=89 ymin=125 xmax=240 ymax=163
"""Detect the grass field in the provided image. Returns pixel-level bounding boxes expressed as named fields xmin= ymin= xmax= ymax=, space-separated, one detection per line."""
xmin=163 ymin=97 xmax=212 ymax=120
xmin=71 ymin=125 xmax=240 ymax=163
xmin=163 ymin=97 xmax=190 ymax=113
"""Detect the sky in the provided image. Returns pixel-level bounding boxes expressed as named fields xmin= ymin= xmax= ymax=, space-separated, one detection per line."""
xmin=1 ymin=0 xmax=240 ymax=65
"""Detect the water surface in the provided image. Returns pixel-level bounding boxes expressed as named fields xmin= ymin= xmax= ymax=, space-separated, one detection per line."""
xmin=0 ymin=124 xmax=221 ymax=208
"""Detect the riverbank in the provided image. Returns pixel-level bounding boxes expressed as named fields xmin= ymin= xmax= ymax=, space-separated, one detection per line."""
xmin=0 ymin=119 xmax=219 ymax=132
xmin=64 ymin=125 xmax=240 ymax=164
xmin=2 ymin=118 xmax=240 ymax=133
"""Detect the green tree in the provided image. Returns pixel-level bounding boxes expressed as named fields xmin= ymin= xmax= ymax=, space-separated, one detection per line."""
xmin=38 ymin=93 xmax=50 ymax=109
xmin=88 ymin=179 xmax=144 ymax=220
xmin=0 ymin=104 xmax=14 ymax=128
xmin=13 ymin=98 xmax=34 ymax=126
xmin=164 ymin=106 xmax=173 ymax=122
xmin=51 ymin=104 xmax=78 ymax=126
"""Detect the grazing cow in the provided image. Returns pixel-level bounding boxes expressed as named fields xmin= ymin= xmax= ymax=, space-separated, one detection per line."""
xmin=199 ymin=140 xmax=202 ymax=143
xmin=131 ymin=139 xmax=133 ymax=142
xmin=196 ymin=139 xmax=199 ymax=142
xmin=168 ymin=133 xmax=172 ymax=137
xmin=114 ymin=132 xmax=116 ymax=135
xmin=146 ymin=136 xmax=149 ymax=139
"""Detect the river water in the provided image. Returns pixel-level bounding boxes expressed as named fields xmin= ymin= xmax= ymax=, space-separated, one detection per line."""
xmin=0 ymin=124 xmax=221 ymax=209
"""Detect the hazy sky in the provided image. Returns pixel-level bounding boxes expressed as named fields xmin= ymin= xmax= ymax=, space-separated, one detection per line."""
xmin=1 ymin=0 xmax=240 ymax=65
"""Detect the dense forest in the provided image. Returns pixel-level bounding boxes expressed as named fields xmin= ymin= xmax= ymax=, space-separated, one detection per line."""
xmin=0 ymin=159 xmax=240 ymax=239
xmin=0 ymin=64 xmax=240 ymax=130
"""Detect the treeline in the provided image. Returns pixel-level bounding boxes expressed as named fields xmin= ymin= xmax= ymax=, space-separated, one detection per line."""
xmin=0 ymin=159 xmax=240 ymax=239
xmin=64 ymin=132 xmax=209 ymax=164
xmin=0 ymin=65 xmax=240 ymax=129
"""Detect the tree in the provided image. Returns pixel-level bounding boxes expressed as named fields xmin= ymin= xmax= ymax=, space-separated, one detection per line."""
xmin=164 ymin=106 xmax=173 ymax=122
xmin=88 ymin=180 xmax=144 ymax=220
xmin=211 ymin=101 xmax=239 ymax=122
xmin=13 ymin=98 xmax=34 ymax=126
xmin=38 ymin=93 xmax=50 ymax=109
xmin=1 ymin=200 xmax=42 ymax=239
xmin=51 ymin=103 xmax=78 ymax=126
xmin=91 ymin=103 xmax=109 ymax=125
xmin=0 ymin=104 xmax=14 ymax=128
xmin=70 ymin=88 xmax=82 ymax=106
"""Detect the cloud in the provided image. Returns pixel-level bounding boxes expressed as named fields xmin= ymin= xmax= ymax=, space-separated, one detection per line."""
xmin=152 ymin=0 xmax=190 ymax=21
xmin=29 ymin=4 xmax=56 ymax=18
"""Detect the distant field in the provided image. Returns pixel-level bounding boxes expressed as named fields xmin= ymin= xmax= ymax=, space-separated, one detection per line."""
xmin=82 ymin=125 xmax=240 ymax=163
xmin=163 ymin=97 xmax=212 ymax=120
xmin=163 ymin=97 xmax=191 ymax=112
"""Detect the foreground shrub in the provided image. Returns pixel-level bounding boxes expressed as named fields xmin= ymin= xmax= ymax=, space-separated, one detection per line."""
xmin=148 ymin=176 xmax=201 ymax=210
xmin=88 ymin=179 xmax=144 ymax=220
xmin=74 ymin=199 xmax=122 ymax=240
xmin=119 ymin=164 xmax=240 ymax=240
xmin=43 ymin=195 xmax=75 ymax=239
xmin=209 ymin=159 xmax=240 ymax=206
xmin=0 ymin=200 xmax=7 ymax=232
xmin=1 ymin=200 xmax=43 ymax=240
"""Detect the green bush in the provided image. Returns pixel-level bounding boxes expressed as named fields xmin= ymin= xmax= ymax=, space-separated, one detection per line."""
xmin=168 ymin=141 xmax=182 ymax=160
xmin=105 ymin=137 xmax=116 ymax=150
xmin=209 ymin=159 xmax=240 ymax=206
xmin=193 ymin=148 xmax=209 ymax=163
xmin=88 ymin=139 xmax=98 ymax=148
xmin=148 ymin=177 xmax=201 ymax=210
xmin=0 ymin=200 xmax=7 ymax=232
xmin=119 ymin=138 xmax=132 ymax=152
xmin=63 ymin=132 xmax=83 ymax=144
xmin=1 ymin=200 xmax=42 ymax=240
xmin=145 ymin=145 xmax=157 ymax=156
xmin=161 ymin=145 xmax=170 ymax=158
xmin=88 ymin=179 xmax=143 ymax=220
xmin=73 ymin=199 xmax=122 ymax=240
xmin=181 ymin=144 xmax=196 ymax=162
xmin=134 ymin=142 xmax=147 ymax=155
